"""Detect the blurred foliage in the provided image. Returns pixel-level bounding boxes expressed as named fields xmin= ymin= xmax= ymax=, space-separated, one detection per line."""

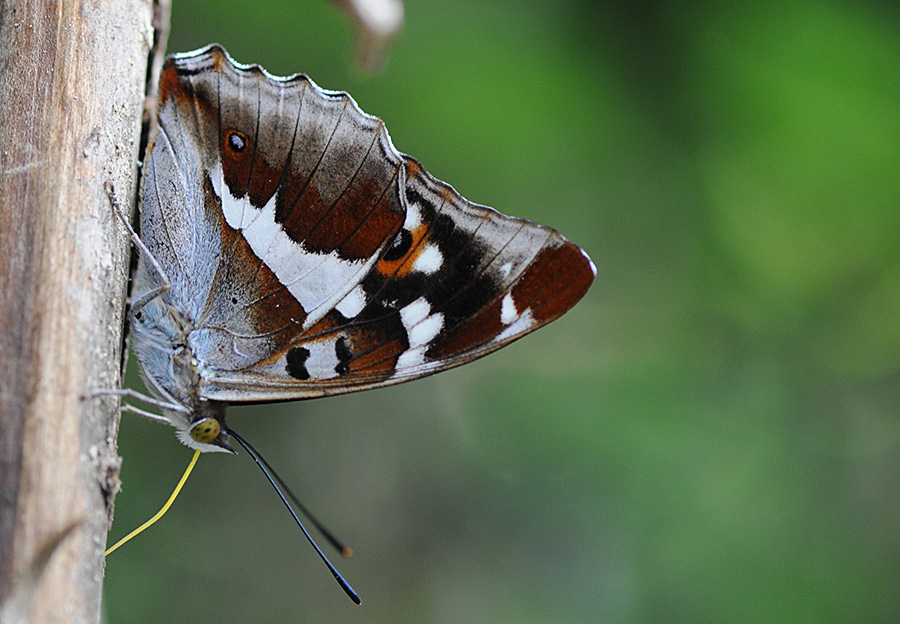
xmin=103 ymin=1 xmax=900 ymax=622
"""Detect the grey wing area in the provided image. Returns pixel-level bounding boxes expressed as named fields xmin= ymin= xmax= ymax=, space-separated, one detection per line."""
xmin=137 ymin=113 xmax=223 ymax=322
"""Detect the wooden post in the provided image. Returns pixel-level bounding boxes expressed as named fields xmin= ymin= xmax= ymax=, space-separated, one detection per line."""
xmin=0 ymin=0 xmax=154 ymax=620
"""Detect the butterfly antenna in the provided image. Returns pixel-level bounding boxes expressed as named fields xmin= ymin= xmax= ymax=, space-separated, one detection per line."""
xmin=105 ymin=449 xmax=202 ymax=556
xmin=246 ymin=439 xmax=354 ymax=558
xmin=227 ymin=429 xmax=361 ymax=605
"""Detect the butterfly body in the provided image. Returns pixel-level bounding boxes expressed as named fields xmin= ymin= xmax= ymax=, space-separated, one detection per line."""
xmin=130 ymin=45 xmax=595 ymax=452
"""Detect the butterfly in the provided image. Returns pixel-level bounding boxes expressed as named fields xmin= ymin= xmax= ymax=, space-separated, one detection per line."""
xmin=121 ymin=43 xmax=595 ymax=451
xmin=110 ymin=44 xmax=595 ymax=600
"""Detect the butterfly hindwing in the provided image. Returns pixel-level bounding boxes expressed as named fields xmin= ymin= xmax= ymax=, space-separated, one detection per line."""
xmin=203 ymin=160 xmax=594 ymax=400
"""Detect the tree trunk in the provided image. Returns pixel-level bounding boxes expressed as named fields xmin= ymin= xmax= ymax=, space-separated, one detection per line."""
xmin=0 ymin=0 xmax=154 ymax=621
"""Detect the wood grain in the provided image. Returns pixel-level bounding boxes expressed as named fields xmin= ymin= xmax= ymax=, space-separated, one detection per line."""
xmin=0 ymin=0 xmax=154 ymax=620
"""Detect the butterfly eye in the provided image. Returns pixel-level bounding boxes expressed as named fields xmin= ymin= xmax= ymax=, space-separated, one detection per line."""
xmin=382 ymin=229 xmax=412 ymax=262
xmin=189 ymin=417 xmax=221 ymax=444
xmin=227 ymin=131 xmax=246 ymax=153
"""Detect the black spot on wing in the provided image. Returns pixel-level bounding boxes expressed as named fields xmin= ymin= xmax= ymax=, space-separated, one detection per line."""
xmin=227 ymin=131 xmax=247 ymax=152
xmin=382 ymin=228 xmax=413 ymax=262
xmin=335 ymin=335 xmax=352 ymax=376
xmin=285 ymin=346 xmax=311 ymax=380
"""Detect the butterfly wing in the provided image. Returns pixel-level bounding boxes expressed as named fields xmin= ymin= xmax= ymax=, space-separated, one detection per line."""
xmin=142 ymin=45 xmax=594 ymax=403
xmin=205 ymin=159 xmax=595 ymax=400
xmin=139 ymin=46 xmax=407 ymax=384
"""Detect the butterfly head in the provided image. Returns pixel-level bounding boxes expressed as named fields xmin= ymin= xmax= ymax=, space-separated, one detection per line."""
xmin=172 ymin=401 xmax=235 ymax=454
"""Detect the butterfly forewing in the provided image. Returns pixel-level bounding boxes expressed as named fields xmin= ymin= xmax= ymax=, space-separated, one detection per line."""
xmin=142 ymin=48 xmax=411 ymax=376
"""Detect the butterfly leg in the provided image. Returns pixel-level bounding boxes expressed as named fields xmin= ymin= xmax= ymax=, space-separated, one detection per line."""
xmin=119 ymin=403 xmax=175 ymax=425
xmin=91 ymin=387 xmax=191 ymax=420
xmin=87 ymin=388 xmax=172 ymax=425
xmin=104 ymin=181 xmax=171 ymax=315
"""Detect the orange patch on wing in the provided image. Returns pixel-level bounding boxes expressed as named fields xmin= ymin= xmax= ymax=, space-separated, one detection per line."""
xmin=211 ymin=48 xmax=227 ymax=71
xmin=349 ymin=338 xmax=405 ymax=373
xmin=374 ymin=223 xmax=431 ymax=278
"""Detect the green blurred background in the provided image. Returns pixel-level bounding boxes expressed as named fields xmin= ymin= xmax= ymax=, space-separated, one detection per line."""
xmin=102 ymin=1 xmax=900 ymax=622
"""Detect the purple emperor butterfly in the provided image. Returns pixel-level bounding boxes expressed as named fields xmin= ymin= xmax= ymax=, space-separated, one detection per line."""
xmin=111 ymin=44 xmax=595 ymax=602
xmin=126 ymin=44 xmax=595 ymax=449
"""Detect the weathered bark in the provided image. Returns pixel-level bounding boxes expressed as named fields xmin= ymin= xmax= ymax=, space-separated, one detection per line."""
xmin=0 ymin=0 xmax=153 ymax=621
